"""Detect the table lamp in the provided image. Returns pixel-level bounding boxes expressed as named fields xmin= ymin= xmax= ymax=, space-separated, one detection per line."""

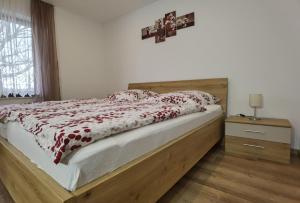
xmin=249 ymin=94 xmax=263 ymax=120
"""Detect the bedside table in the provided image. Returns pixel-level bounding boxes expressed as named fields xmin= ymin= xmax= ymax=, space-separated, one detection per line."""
xmin=225 ymin=116 xmax=291 ymax=164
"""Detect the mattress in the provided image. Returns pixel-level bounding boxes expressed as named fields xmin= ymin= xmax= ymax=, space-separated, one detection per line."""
xmin=0 ymin=105 xmax=222 ymax=191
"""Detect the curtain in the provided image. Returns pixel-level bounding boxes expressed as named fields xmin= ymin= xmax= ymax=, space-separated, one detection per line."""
xmin=31 ymin=0 xmax=60 ymax=101
xmin=0 ymin=0 xmax=37 ymax=97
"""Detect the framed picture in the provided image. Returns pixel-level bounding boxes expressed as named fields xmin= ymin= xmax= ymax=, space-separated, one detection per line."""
xmin=141 ymin=11 xmax=195 ymax=43
xmin=176 ymin=12 xmax=195 ymax=30
xmin=154 ymin=18 xmax=165 ymax=43
xmin=142 ymin=25 xmax=157 ymax=40
xmin=164 ymin=11 xmax=176 ymax=37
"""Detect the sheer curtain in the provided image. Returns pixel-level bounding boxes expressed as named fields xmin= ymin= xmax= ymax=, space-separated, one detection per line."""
xmin=0 ymin=0 xmax=40 ymax=97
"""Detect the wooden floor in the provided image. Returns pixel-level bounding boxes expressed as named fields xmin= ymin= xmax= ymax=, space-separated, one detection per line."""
xmin=1 ymin=148 xmax=299 ymax=203
xmin=0 ymin=180 xmax=13 ymax=203
xmin=159 ymin=148 xmax=300 ymax=203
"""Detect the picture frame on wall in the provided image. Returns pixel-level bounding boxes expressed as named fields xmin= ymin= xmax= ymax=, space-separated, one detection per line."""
xmin=164 ymin=11 xmax=176 ymax=37
xmin=141 ymin=11 xmax=195 ymax=43
xmin=176 ymin=12 xmax=195 ymax=30
xmin=142 ymin=25 xmax=157 ymax=40
xmin=154 ymin=18 xmax=165 ymax=43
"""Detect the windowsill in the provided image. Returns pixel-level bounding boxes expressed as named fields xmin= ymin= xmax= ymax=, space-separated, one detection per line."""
xmin=0 ymin=97 xmax=41 ymax=105
xmin=0 ymin=97 xmax=36 ymax=100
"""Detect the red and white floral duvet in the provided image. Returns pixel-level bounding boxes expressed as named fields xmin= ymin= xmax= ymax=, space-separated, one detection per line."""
xmin=0 ymin=96 xmax=206 ymax=164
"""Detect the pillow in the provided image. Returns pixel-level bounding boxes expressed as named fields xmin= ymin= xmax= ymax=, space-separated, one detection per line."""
xmin=139 ymin=90 xmax=160 ymax=99
xmin=151 ymin=92 xmax=204 ymax=106
xmin=106 ymin=89 xmax=158 ymax=102
xmin=177 ymin=90 xmax=219 ymax=105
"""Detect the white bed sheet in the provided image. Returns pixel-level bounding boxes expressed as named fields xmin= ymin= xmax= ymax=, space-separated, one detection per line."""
xmin=1 ymin=105 xmax=222 ymax=191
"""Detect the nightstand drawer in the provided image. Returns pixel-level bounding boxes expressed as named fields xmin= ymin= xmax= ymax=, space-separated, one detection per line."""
xmin=225 ymin=123 xmax=291 ymax=144
xmin=225 ymin=135 xmax=290 ymax=163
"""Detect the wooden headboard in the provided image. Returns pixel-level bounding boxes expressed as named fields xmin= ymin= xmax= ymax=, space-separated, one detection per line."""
xmin=128 ymin=78 xmax=228 ymax=114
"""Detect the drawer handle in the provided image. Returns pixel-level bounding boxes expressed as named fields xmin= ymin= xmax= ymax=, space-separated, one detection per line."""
xmin=243 ymin=143 xmax=265 ymax=149
xmin=243 ymin=130 xmax=265 ymax=134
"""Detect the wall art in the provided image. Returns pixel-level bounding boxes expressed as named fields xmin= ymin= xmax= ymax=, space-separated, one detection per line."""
xmin=165 ymin=11 xmax=176 ymax=37
xmin=176 ymin=12 xmax=195 ymax=30
xmin=141 ymin=11 xmax=194 ymax=43
xmin=155 ymin=18 xmax=166 ymax=43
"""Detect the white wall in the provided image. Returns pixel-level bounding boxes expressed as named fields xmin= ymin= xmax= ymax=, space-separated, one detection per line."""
xmin=103 ymin=0 xmax=300 ymax=149
xmin=55 ymin=7 xmax=109 ymax=100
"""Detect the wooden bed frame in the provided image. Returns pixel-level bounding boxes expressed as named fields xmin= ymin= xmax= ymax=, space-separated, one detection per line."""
xmin=0 ymin=78 xmax=228 ymax=203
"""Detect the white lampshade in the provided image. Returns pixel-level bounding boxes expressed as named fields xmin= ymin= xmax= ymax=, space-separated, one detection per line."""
xmin=249 ymin=94 xmax=263 ymax=108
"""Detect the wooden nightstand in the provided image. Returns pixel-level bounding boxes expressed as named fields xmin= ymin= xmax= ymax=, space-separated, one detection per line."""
xmin=225 ymin=116 xmax=291 ymax=164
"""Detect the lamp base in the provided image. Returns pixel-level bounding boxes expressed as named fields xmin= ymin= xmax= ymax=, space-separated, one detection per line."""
xmin=249 ymin=107 xmax=261 ymax=121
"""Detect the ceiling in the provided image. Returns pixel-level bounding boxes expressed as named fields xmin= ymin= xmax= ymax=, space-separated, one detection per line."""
xmin=43 ymin=0 xmax=158 ymax=23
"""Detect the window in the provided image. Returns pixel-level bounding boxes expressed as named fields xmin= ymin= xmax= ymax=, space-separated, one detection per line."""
xmin=0 ymin=17 xmax=34 ymax=97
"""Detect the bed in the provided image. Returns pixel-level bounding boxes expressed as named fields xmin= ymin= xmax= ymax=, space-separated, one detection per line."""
xmin=0 ymin=78 xmax=228 ymax=203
